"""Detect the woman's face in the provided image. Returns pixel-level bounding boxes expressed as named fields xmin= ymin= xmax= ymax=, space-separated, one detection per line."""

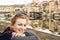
xmin=14 ymin=18 xmax=27 ymax=33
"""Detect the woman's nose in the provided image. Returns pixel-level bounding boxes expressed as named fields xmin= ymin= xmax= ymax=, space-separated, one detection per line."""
xmin=22 ymin=25 xmax=26 ymax=28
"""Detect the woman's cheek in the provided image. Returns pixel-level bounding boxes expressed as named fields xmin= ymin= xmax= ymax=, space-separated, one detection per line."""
xmin=17 ymin=26 xmax=22 ymax=28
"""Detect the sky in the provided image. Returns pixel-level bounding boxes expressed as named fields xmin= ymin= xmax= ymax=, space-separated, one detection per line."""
xmin=0 ymin=0 xmax=51 ymax=5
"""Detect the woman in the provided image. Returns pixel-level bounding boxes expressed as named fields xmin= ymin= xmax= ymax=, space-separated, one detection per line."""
xmin=0 ymin=13 xmax=40 ymax=40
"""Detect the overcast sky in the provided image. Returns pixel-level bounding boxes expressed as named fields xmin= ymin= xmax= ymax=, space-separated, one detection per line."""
xmin=0 ymin=0 xmax=51 ymax=5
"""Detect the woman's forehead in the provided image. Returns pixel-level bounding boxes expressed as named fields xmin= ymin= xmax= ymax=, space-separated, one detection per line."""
xmin=16 ymin=18 xmax=27 ymax=24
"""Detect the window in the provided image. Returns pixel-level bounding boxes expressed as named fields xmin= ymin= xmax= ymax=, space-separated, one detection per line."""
xmin=52 ymin=13 xmax=60 ymax=21
xmin=29 ymin=12 xmax=42 ymax=20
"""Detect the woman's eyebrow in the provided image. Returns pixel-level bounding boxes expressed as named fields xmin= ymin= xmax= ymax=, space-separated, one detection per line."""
xmin=18 ymin=23 xmax=22 ymax=25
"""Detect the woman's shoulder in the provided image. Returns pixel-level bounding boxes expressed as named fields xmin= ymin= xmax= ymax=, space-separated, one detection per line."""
xmin=0 ymin=27 xmax=13 ymax=40
xmin=2 ymin=27 xmax=13 ymax=34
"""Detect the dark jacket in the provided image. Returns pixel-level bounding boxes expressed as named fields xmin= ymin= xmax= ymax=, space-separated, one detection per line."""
xmin=0 ymin=27 xmax=40 ymax=40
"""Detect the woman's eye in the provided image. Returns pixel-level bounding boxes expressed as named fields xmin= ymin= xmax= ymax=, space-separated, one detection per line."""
xmin=18 ymin=24 xmax=26 ymax=27
xmin=18 ymin=24 xmax=22 ymax=26
xmin=24 ymin=24 xmax=26 ymax=27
